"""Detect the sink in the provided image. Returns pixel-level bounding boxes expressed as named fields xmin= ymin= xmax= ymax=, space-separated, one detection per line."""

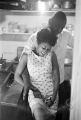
xmin=1 ymin=80 xmax=23 ymax=104
xmin=0 ymin=59 xmax=6 ymax=64
xmin=0 ymin=102 xmax=34 ymax=120
xmin=2 ymin=72 xmax=14 ymax=87
xmin=0 ymin=81 xmax=34 ymax=120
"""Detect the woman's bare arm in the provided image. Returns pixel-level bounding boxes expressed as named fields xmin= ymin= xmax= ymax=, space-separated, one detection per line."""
xmin=14 ymin=53 xmax=28 ymax=86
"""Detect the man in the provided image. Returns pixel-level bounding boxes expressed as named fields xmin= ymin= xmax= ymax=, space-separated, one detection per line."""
xmin=21 ymin=11 xmax=73 ymax=85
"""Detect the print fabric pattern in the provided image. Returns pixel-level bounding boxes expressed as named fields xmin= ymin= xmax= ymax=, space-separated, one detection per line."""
xmin=27 ymin=50 xmax=58 ymax=112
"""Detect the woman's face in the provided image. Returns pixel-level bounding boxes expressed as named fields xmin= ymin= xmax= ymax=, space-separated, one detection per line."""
xmin=36 ymin=42 xmax=51 ymax=57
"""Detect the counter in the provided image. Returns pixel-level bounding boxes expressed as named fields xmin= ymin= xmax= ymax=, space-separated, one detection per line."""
xmin=0 ymin=61 xmax=22 ymax=105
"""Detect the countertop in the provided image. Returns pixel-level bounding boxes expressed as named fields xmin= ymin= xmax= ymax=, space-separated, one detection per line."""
xmin=1 ymin=80 xmax=22 ymax=104
xmin=0 ymin=61 xmax=22 ymax=105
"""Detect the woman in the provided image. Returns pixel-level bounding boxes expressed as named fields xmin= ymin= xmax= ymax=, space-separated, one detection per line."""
xmin=14 ymin=28 xmax=60 ymax=120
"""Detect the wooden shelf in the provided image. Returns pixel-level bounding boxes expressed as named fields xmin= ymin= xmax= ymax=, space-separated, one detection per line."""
xmin=0 ymin=9 xmax=75 ymax=16
xmin=0 ymin=32 xmax=31 ymax=35
xmin=0 ymin=33 xmax=31 ymax=41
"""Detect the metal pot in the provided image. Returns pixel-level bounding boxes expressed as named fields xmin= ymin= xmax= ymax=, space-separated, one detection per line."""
xmin=27 ymin=0 xmax=53 ymax=11
xmin=62 ymin=1 xmax=74 ymax=9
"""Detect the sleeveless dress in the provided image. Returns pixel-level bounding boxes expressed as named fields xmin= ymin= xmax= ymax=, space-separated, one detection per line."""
xmin=27 ymin=50 xmax=58 ymax=113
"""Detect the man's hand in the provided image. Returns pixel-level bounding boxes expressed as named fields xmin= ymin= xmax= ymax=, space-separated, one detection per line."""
xmin=23 ymin=85 xmax=29 ymax=100
xmin=45 ymin=97 xmax=54 ymax=107
xmin=23 ymin=88 xmax=26 ymax=100
xmin=30 ymin=85 xmax=43 ymax=99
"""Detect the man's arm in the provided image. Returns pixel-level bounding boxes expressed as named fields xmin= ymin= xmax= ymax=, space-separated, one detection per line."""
xmin=51 ymin=51 xmax=60 ymax=102
xmin=20 ymin=32 xmax=37 ymax=60
xmin=67 ymin=33 xmax=74 ymax=48
xmin=63 ymin=30 xmax=74 ymax=48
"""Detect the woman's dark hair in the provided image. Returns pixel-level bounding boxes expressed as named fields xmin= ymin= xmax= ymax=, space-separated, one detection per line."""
xmin=49 ymin=11 xmax=67 ymax=35
xmin=37 ymin=28 xmax=57 ymax=47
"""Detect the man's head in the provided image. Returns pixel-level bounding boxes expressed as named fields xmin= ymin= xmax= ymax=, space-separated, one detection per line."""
xmin=48 ymin=11 xmax=67 ymax=35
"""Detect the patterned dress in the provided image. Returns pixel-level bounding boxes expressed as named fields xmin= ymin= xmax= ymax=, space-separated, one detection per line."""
xmin=27 ymin=50 xmax=58 ymax=113
xmin=22 ymin=30 xmax=73 ymax=84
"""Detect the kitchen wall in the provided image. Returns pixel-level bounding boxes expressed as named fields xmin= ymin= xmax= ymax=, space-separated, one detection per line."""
xmin=0 ymin=10 xmax=75 ymax=29
xmin=0 ymin=10 xmax=75 ymax=60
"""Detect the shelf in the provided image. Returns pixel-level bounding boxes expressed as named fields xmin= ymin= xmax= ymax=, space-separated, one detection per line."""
xmin=0 ymin=33 xmax=32 ymax=41
xmin=0 ymin=32 xmax=31 ymax=35
xmin=0 ymin=9 xmax=75 ymax=16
